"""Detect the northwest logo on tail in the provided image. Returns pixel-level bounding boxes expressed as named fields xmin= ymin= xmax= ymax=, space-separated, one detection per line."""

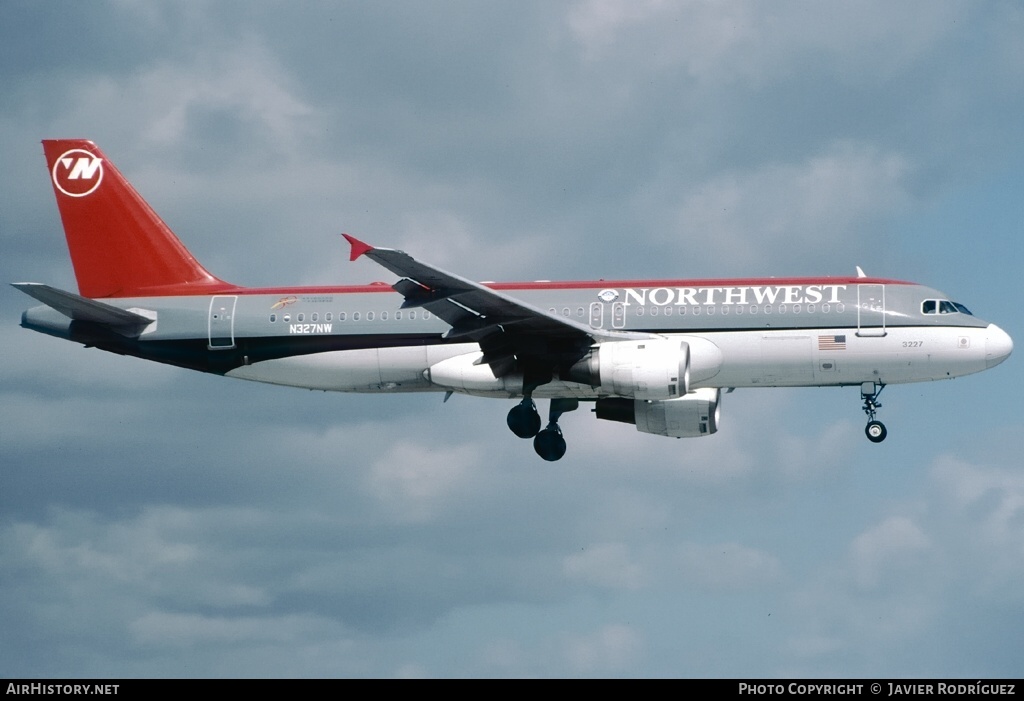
xmin=52 ymin=149 xmax=104 ymax=197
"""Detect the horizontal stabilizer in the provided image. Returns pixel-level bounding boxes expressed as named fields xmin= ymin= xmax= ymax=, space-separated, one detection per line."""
xmin=12 ymin=283 xmax=153 ymax=330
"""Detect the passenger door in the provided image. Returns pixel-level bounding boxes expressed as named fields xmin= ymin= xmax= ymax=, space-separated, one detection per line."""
xmin=856 ymin=284 xmax=886 ymax=337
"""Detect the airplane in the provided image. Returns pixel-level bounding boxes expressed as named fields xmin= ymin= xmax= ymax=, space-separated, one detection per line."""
xmin=15 ymin=139 xmax=1013 ymax=461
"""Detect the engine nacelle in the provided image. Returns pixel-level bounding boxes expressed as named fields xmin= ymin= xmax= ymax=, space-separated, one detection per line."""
xmin=427 ymin=351 xmax=523 ymax=395
xmin=568 ymin=338 xmax=690 ymax=400
xmin=595 ymin=388 xmax=721 ymax=438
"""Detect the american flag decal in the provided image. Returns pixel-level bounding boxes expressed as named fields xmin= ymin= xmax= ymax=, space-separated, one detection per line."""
xmin=818 ymin=334 xmax=847 ymax=350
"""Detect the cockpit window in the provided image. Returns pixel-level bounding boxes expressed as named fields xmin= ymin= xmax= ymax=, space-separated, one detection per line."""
xmin=922 ymin=299 xmax=973 ymax=315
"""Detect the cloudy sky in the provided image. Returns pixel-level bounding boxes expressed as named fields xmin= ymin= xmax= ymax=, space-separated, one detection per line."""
xmin=2 ymin=0 xmax=1022 ymax=678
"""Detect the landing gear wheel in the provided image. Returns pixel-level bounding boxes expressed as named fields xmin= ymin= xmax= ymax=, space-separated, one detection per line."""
xmin=865 ymin=420 xmax=887 ymax=443
xmin=860 ymin=382 xmax=887 ymax=444
xmin=507 ymin=400 xmax=541 ymax=438
xmin=534 ymin=426 xmax=567 ymax=462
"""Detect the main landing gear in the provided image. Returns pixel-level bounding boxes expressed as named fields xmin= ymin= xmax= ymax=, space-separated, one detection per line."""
xmin=506 ymin=397 xmax=579 ymax=461
xmin=507 ymin=398 xmax=542 ymax=438
xmin=861 ymin=381 xmax=887 ymax=443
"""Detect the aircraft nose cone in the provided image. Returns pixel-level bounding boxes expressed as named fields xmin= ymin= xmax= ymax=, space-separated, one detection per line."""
xmin=986 ymin=324 xmax=1013 ymax=369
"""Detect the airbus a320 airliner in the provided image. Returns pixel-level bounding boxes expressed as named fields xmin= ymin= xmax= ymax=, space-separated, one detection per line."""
xmin=16 ymin=140 xmax=1013 ymax=460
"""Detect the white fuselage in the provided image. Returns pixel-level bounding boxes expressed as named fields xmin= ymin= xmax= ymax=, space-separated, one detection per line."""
xmin=21 ymin=279 xmax=1013 ymax=399
xmin=225 ymin=324 xmax=1000 ymax=397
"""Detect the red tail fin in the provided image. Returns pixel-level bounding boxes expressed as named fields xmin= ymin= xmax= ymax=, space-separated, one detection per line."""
xmin=42 ymin=139 xmax=236 ymax=298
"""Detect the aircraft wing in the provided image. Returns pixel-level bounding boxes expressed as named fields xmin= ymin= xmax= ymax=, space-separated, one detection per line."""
xmin=343 ymin=235 xmax=648 ymax=378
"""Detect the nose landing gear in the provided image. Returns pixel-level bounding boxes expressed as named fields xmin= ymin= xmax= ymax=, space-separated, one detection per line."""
xmin=861 ymin=382 xmax=887 ymax=443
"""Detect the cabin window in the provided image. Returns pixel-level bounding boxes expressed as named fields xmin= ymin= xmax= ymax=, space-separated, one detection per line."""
xmin=410 ymin=311 xmax=417 ymax=319
xmin=721 ymin=306 xmax=729 ymax=315
xmin=664 ymin=306 xmax=673 ymax=316
xmin=283 ymin=314 xmax=291 ymax=322
xmin=396 ymin=311 xmax=402 ymax=320
xmin=577 ymin=307 xmax=585 ymax=317
xmin=807 ymin=304 xmax=815 ymax=314
xmin=326 ymin=312 xmax=332 ymax=321
xmin=311 ymin=313 xmax=318 ymax=322
xmin=270 ymin=314 xmax=277 ymax=322
xmin=339 ymin=312 xmax=346 ymax=321
xmin=367 ymin=311 xmax=375 ymax=321
xmin=381 ymin=311 xmax=389 ymax=320
xmin=424 ymin=311 xmax=431 ymax=319
xmin=822 ymin=304 xmax=831 ymax=313
xmin=297 ymin=313 xmax=305 ymax=322
xmin=353 ymin=312 xmax=361 ymax=321
xmin=562 ymin=307 xmax=570 ymax=317
xmin=650 ymin=306 xmax=659 ymax=316
xmin=636 ymin=307 xmax=645 ymax=316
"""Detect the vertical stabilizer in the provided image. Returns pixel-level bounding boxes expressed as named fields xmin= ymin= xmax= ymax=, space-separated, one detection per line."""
xmin=42 ymin=139 xmax=235 ymax=298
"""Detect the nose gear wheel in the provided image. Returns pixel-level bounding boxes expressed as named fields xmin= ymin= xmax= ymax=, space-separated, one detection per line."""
xmin=860 ymin=382 xmax=887 ymax=443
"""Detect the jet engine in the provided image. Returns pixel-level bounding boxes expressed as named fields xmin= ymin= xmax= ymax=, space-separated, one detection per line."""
xmin=595 ymin=388 xmax=722 ymax=438
xmin=567 ymin=338 xmax=690 ymax=400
